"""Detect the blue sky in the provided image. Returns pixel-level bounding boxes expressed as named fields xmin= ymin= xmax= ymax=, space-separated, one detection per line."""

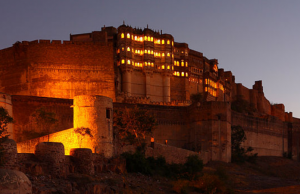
xmin=1 ymin=1 xmax=300 ymax=117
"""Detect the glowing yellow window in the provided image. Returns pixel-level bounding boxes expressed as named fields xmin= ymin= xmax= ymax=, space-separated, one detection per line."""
xmin=167 ymin=40 xmax=170 ymax=44
xmin=151 ymin=37 xmax=153 ymax=42
xmin=167 ymin=53 xmax=170 ymax=57
xmin=186 ymin=62 xmax=188 ymax=67
xmin=162 ymin=53 xmax=165 ymax=57
xmin=176 ymin=72 xmax=180 ymax=76
xmin=145 ymin=36 xmax=148 ymax=41
xmin=181 ymin=72 xmax=184 ymax=76
xmin=172 ymin=66 xmax=174 ymax=70
xmin=131 ymin=35 xmax=133 ymax=40
xmin=141 ymin=51 xmax=143 ymax=55
xmin=186 ymin=72 xmax=188 ymax=77
xmin=172 ymin=41 xmax=174 ymax=46
xmin=145 ymin=62 xmax=147 ymax=66
xmin=138 ymin=50 xmax=140 ymax=54
xmin=121 ymin=33 xmax=124 ymax=38
xmin=121 ymin=59 xmax=125 ymax=64
xmin=181 ymin=61 xmax=184 ymax=66
xmin=145 ymin=50 xmax=147 ymax=54
xmin=127 ymin=60 xmax=131 ymax=65
xmin=205 ymin=87 xmax=208 ymax=92
xmin=151 ymin=50 xmax=153 ymax=54
xmin=127 ymin=47 xmax=130 ymax=51
xmin=132 ymin=61 xmax=135 ymax=66
xmin=135 ymin=50 xmax=137 ymax=53
xmin=140 ymin=37 xmax=143 ymax=41
xmin=167 ymin=65 xmax=170 ymax=69
xmin=205 ymin=79 xmax=208 ymax=84
xmin=174 ymin=61 xmax=176 ymax=66
xmin=158 ymin=53 xmax=161 ymax=57
xmin=173 ymin=72 xmax=176 ymax=75
xmin=127 ymin=33 xmax=130 ymax=38
xmin=122 ymin=47 xmax=124 ymax=51
xmin=162 ymin=40 xmax=165 ymax=44
xmin=157 ymin=39 xmax=160 ymax=44
xmin=151 ymin=62 xmax=154 ymax=67
xmin=135 ymin=36 xmax=137 ymax=40
xmin=162 ymin=65 xmax=165 ymax=69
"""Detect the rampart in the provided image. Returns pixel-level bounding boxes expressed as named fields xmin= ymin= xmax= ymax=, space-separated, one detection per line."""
xmin=0 ymin=40 xmax=115 ymax=100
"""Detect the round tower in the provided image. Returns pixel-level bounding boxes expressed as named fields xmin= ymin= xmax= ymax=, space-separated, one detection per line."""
xmin=0 ymin=92 xmax=13 ymax=139
xmin=73 ymin=95 xmax=113 ymax=158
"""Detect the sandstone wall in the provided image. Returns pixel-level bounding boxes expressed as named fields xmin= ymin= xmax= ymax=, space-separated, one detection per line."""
xmin=0 ymin=92 xmax=13 ymax=138
xmin=0 ymin=40 xmax=115 ymax=100
xmin=11 ymin=95 xmax=73 ymax=142
xmin=232 ymin=111 xmax=288 ymax=156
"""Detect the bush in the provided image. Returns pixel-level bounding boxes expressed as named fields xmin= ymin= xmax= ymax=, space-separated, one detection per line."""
xmin=122 ymin=152 xmax=203 ymax=180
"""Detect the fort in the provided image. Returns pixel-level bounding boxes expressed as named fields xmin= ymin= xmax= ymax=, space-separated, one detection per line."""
xmin=1 ymin=23 xmax=300 ymax=168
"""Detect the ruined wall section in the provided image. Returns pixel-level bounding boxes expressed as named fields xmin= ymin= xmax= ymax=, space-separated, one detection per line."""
xmin=0 ymin=40 xmax=115 ymax=100
xmin=11 ymin=95 xmax=73 ymax=142
xmin=232 ymin=111 xmax=288 ymax=156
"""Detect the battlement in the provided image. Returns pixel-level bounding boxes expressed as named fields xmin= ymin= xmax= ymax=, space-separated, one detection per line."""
xmin=17 ymin=39 xmax=111 ymax=46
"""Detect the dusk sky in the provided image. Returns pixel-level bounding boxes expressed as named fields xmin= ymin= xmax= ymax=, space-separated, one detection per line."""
xmin=1 ymin=1 xmax=300 ymax=117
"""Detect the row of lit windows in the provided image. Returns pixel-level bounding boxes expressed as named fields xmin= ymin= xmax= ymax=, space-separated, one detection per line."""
xmin=120 ymin=33 xmax=174 ymax=45
xmin=121 ymin=47 xmax=172 ymax=57
xmin=205 ymin=87 xmax=217 ymax=97
xmin=174 ymin=60 xmax=188 ymax=67
xmin=189 ymin=78 xmax=202 ymax=84
xmin=205 ymin=79 xmax=217 ymax=88
xmin=173 ymin=71 xmax=188 ymax=77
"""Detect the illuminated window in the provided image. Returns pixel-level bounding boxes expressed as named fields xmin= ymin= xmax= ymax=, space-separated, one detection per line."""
xmin=162 ymin=53 xmax=165 ymax=57
xmin=132 ymin=61 xmax=135 ymax=66
xmin=127 ymin=47 xmax=130 ymax=51
xmin=186 ymin=72 xmax=188 ymax=77
xmin=167 ymin=40 xmax=170 ymax=44
xmin=186 ymin=62 xmax=188 ymax=67
xmin=174 ymin=61 xmax=176 ymax=66
xmin=181 ymin=72 xmax=184 ymax=76
xmin=145 ymin=36 xmax=148 ymax=41
xmin=127 ymin=33 xmax=130 ymax=38
xmin=205 ymin=87 xmax=208 ymax=92
xmin=181 ymin=60 xmax=184 ymax=66
xmin=158 ymin=53 xmax=161 ymax=57
xmin=135 ymin=36 xmax=137 ymax=40
xmin=145 ymin=50 xmax=147 ymax=54
xmin=176 ymin=61 xmax=179 ymax=66
xmin=138 ymin=50 xmax=140 ymax=54
xmin=151 ymin=50 xmax=153 ymax=54
xmin=162 ymin=40 xmax=165 ymax=44
xmin=145 ymin=62 xmax=147 ymax=66
xmin=172 ymin=41 xmax=174 ymax=46
xmin=121 ymin=59 xmax=125 ymax=64
xmin=151 ymin=62 xmax=154 ymax=67
xmin=127 ymin=60 xmax=131 ymax=65
xmin=205 ymin=79 xmax=208 ymax=84
xmin=162 ymin=65 xmax=165 ymax=69
xmin=121 ymin=33 xmax=124 ymax=38
xmin=122 ymin=47 xmax=124 ymax=51
xmin=167 ymin=53 xmax=170 ymax=57
xmin=176 ymin=72 xmax=180 ymax=76
xmin=157 ymin=39 xmax=160 ymax=44
xmin=167 ymin=65 xmax=170 ymax=69
xmin=140 ymin=37 xmax=143 ymax=41
xmin=147 ymin=50 xmax=150 ymax=54
xmin=151 ymin=37 xmax=153 ymax=41
xmin=131 ymin=35 xmax=133 ymax=40
xmin=172 ymin=66 xmax=174 ymax=70
xmin=141 ymin=50 xmax=143 ymax=55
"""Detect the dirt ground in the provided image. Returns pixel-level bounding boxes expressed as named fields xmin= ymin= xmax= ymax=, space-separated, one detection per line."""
xmin=29 ymin=156 xmax=300 ymax=193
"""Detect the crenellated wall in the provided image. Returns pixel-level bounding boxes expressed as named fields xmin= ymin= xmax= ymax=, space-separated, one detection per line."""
xmin=0 ymin=40 xmax=115 ymax=100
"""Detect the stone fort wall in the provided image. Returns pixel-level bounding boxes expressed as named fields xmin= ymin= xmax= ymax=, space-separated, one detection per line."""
xmin=0 ymin=40 xmax=115 ymax=100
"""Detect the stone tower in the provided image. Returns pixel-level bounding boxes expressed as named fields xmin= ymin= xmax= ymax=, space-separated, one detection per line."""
xmin=73 ymin=95 xmax=114 ymax=158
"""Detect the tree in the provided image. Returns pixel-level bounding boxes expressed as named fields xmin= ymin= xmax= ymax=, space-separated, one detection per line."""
xmin=0 ymin=107 xmax=13 ymax=142
xmin=0 ymin=107 xmax=14 ymax=166
xmin=113 ymin=106 xmax=156 ymax=148
xmin=74 ymin=127 xmax=93 ymax=148
xmin=231 ymin=125 xmax=257 ymax=163
xmin=31 ymin=107 xmax=58 ymax=141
